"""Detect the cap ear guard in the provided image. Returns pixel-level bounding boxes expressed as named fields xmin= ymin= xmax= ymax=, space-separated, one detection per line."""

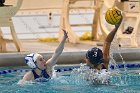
xmin=25 ymin=53 xmax=37 ymax=69
xmin=26 ymin=61 xmax=36 ymax=69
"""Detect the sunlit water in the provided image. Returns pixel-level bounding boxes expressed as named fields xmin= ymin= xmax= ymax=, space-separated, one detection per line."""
xmin=0 ymin=66 xmax=140 ymax=93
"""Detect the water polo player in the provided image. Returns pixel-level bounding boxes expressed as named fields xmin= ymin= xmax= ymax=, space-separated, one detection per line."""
xmin=85 ymin=12 xmax=122 ymax=70
xmin=19 ymin=30 xmax=68 ymax=84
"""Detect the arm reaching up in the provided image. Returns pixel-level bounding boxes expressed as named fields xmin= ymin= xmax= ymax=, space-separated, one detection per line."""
xmin=46 ymin=30 xmax=68 ymax=67
xmin=103 ymin=18 xmax=122 ymax=69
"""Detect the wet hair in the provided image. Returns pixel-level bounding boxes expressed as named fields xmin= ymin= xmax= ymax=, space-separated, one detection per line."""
xmin=86 ymin=47 xmax=104 ymax=65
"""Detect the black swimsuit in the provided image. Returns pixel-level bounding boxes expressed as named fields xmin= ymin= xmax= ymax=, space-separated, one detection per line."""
xmin=32 ymin=69 xmax=50 ymax=80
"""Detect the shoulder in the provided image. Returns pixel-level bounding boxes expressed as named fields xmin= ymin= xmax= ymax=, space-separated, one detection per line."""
xmin=46 ymin=58 xmax=56 ymax=67
xmin=18 ymin=71 xmax=34 ymax=85
xmin=23 ymin=71 xmax=34 ymax=81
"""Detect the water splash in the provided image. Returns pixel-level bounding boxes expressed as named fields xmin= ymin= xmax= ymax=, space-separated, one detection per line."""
xmin=70 ymin=63 xmax=111 ymax=85
xmin=110 ymin=37 xmax=128 ymax=84
xmin=110 ymin=37 xmax=127 ymax=71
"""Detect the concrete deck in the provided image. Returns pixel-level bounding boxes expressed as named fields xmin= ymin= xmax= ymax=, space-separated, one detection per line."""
xmin=0 ymin=40 xmax=140 ymax=67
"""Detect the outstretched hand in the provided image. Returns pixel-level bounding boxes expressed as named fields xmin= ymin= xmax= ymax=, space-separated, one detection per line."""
xmin=115 ymin=16 xmax=123 ymax=28
xmin=62 ymin=29 xmax=68 ymax=39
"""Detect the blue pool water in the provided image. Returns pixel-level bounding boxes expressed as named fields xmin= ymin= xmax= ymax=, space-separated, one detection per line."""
xmin=0 ymin=64 xmax=140 ymax=93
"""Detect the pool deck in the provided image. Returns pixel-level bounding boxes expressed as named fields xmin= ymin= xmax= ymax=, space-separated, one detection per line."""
xmin=0 ymin=40 xmax=140 ymax=67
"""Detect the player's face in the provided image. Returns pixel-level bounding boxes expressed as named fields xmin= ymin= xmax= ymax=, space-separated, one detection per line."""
xmin=36 ymin=55 xmax=46 ymax=70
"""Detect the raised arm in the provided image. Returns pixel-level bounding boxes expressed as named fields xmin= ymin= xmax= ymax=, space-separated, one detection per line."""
xmin=103 ymin=19 xmax=122 ymax=69
xmin=46 ymin=30 xmax=68 ymax=66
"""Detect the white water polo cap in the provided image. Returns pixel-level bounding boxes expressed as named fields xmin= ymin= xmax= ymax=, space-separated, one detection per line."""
xmin=25 ymin=53 xmax=41 ymax=69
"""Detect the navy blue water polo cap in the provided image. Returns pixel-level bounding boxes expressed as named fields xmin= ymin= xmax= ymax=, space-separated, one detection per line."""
xmin=86 ymin=47 xmax=104 ymax=65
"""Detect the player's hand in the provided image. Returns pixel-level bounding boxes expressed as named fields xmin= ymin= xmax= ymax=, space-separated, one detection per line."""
xmin=62 ymin=29 xmax=68 ymax=39
xmin=115 ymin=16 xmax=123 ymax=28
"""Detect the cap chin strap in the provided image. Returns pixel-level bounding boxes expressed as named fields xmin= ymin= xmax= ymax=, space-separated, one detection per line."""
xmin=37 ymin=66 xmax=45 ymax=71
xmin=33 ymin=62 xmax=45 ymax=71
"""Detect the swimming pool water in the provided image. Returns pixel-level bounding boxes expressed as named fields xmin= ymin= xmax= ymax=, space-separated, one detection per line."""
xmin=0 ymin=66 xmax=140 ymax=93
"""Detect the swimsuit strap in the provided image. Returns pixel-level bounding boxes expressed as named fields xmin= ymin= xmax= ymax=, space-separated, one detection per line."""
xmin=41 ymin=69 xmax=50 ymax=79
xmin=32 ymin=70 xmax=40 ymax=79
